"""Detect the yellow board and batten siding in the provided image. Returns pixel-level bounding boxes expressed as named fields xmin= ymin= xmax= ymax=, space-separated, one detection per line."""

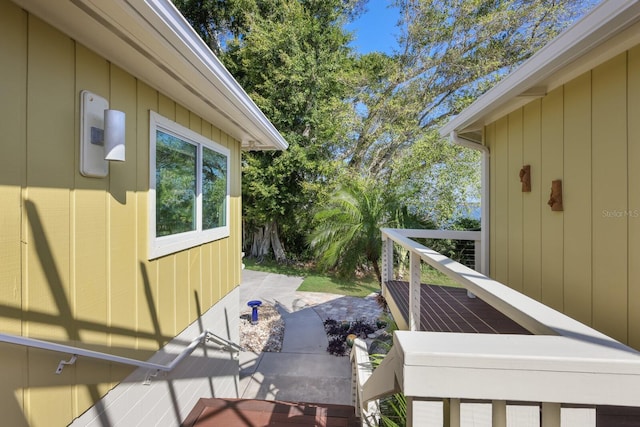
xmin=628 ymin=45 xmax=640 ymax=350
xmin=563 ymin=72 xmax=592 ymax=327
xmin=539 ymin=87 xmax=564 ymax=313
xmin=0 ymin=2 xmax=28 ymax=424
xmin=0 ymin=3 xmax=243 ymax=426
xmin=592 ymin=53 xmax=628 ymax=344
xmin=486 ymin=49 xmax=639 ymax=347
xmin=507 ymin=109 xmax=524 ymax=294
xmin=522 ymin=100 xmax=542 ymax=301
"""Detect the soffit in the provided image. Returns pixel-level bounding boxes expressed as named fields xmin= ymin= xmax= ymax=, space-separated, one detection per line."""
xmin=14 ymin=0 xmax=288 ymax=151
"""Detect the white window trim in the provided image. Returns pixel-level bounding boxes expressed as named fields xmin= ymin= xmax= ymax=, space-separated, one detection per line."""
xmin=149 ymin=111 xmax=230 ymax=259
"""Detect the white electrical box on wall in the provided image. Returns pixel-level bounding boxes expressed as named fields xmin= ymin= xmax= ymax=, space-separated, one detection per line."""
xmin=80 ymin=90 xmax=110 ymax=177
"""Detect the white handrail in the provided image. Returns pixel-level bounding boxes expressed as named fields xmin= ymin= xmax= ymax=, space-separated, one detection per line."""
xmin=380 ymin=227 xmax=623 ymax=344
xmin=0 ymin=330 xmax=241 ymax=377
xmin=374 ymin=228 xmax=640 ymax=425
xmin=350 ymin=338 xmax=381 ymax=426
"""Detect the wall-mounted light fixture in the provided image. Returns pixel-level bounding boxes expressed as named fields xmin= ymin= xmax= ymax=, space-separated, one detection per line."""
xmin=80 ymin=90 xmax=125 ymax=177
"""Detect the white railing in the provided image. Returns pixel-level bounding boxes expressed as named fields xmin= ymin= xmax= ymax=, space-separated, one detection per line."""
xmin=0 ymin=330 xmax=242 ymax=384
xmin=355 ymin=228 xmax=640 ymax=426
xmin=350 ymin=338 xmax=380 ymax=426
xmin=381 ymin=228 xmax=483 ymax=331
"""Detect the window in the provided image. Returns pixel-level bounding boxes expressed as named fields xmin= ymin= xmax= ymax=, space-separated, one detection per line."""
xmin=149 ymin=111 xmax=230 ymax=259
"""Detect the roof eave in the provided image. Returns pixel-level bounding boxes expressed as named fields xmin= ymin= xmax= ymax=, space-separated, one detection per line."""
xmin=440 ymin=0 xmax=640 ymax=137
xmin=14 ymin=0 xmax=288 ymax=151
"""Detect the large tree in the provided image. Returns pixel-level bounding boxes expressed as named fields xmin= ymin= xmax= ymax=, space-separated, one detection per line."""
xmin=308 ymin=174 xmax=430 ymax=282
xmin=346 ymin=0 xmax=596 ymax=176
xmin=174 ymin=0 xmax=597 ymax=265
xmin=224 ymin=0 xmax=361 ymax=261
xmin=342 ymin=0 xmax=597 ymax=227
xmin=174 ymin=0 xmax=362 ymax=261
xmin=307 ymin=0 xmax=597 ymax=274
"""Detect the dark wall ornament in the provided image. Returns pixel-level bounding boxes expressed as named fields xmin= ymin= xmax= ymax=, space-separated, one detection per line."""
xmin=519 ymin=165 xmax=531 ymax=192
xmin=548 ymin=179 xmax=563 ymax=211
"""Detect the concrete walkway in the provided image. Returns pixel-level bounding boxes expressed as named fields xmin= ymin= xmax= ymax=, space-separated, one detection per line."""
xmin=238 ymin=269 xmax=353 ymax=405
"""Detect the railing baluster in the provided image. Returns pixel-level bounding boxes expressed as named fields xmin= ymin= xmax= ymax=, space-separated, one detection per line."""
xmin=542 ymin=402 xmax=561 ymax=427
xmin=409 ymin=251 xmax=421 ymax=331
xmin=351 ymin=338 xmax=381 ymax=426
xmin=474 ymin=239 xmax=483 ymax=274
xmin=373 ymin=229 xmax=640 ymax=427
xmin=451 ymin=398 xmax=461 ymax=427
xmin=560 ymin=406 xmax=596 ymax=427
xmin=381 ymin=235 xmax=394 ymax=285
xmin=407 ymin=397 xmax=443 ymax=427
xmin=460 ymin=401 xmax=491 ymax=427
xmin=505 ymin=402 xmax=539 ymax=427
xmin=492 ymin=400 xmax=506 ymax=427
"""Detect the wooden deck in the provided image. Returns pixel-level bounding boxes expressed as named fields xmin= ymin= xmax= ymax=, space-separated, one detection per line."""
xmin=181 ymin=398 xmax=359 ymax=427
xmin=385 ymin=281 xmax=640 ymax=426
xmin=384 ymin=280 xmax=530 ymax=334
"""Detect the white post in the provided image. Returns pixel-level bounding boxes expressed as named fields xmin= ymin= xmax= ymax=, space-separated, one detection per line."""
xmin=409 ymin=251 xmax=421 ymax=331
xmin=460 ymin=401 xmax=492 ymax=427
xmin=493 ymin=400 xmax=506 ymax=427
xmin=541 ymin=403 xmax=595 ymax=427
xmin=474 ymin=239 xmax=482 ymax=274
xmin=450 ymin=398 xmax=461 ymax=427
xmin=351 ymin=356 xmax=358 ymax=413
xmin=506 ymin=403 xmax=540 ymax=427
xmin=542 ymin=403 xmax=561 ymax=427
xmin=467 ymin=239 xmax=481 ymax=298
xmin=381 ymin=235 xmax=394 ymax=285
xmin=407 ymin=397 xmax=443 ymax=427
xmin=560 ymin=407 xmax=596 ymax=427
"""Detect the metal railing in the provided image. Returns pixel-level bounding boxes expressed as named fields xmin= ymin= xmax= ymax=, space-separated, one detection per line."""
xmin=383 ymin=228 xmax=483 ymax=273
xmin=381 ymin=228 xmax=483 ymax=330
xmin=356 ymin=228 xmax=640 ymax=426
xmin=380 ymin=227 xmax=622 ymax=338
xmin=0 ymin=330 xmax=242 ymax=384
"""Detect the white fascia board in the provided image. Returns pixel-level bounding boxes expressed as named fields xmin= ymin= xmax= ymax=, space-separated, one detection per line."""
xmin=14 ymin=0 xmax=288 ymax=151
xmin=440 ymin=0 xmax=640 ymax=137
xmin=143 ymin=0 xmax=288 ymax=151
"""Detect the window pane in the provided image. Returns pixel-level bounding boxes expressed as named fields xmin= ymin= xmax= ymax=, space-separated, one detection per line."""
xmin=202 ymin=146 xmax=227 ymax=230
xmin=156 ymin=130 xmax=197 ymax=237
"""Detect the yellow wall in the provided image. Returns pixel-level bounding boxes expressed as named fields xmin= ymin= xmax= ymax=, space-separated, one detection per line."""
xmin=486 ymin=48 xmax=640 ymax=349
xmin=0 ymin=3 xmax=242 ymax=426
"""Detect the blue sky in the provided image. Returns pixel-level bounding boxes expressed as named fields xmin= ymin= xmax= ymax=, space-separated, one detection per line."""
xmin=345 ymin=1 xmax=401 ymax=54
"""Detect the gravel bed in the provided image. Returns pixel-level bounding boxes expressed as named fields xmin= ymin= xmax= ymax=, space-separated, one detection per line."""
xmin=239 ymin=304 xmax=285 ymax=352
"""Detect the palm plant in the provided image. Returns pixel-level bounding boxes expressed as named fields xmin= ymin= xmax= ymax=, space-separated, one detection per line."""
xmin=379 ymin=393 xmax=407 ymax=427
xmin=369 ymin=334 xmax=406 ymax=427
xmin=309 ymin=175 xmax=424 ymax=283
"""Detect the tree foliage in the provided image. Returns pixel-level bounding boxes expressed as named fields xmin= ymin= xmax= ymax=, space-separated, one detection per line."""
xmin=220 ymin=0 xmax=362 ymax=259
xmin=173 ymin=0 xmax=597 ymax=272
xmin=155 ymin=131 xmax=197 ymax=236
xmin=389 ymin=130 xmax=481 ymax=225
xmin=172 ymin=0 xmax=257 ymax=53
xmin=346 ymin=0 xmax=592 ymax=177
xmin=308 ymin=174 xmax=430 ymax=282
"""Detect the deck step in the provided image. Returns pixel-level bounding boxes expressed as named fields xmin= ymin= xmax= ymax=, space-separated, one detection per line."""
xmin=181 ymin=398 xmax=360 ymax=427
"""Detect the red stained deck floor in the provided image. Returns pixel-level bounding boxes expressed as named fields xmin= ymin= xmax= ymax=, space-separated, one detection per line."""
xmin=181 ymin=398 xmax=359 ymax=427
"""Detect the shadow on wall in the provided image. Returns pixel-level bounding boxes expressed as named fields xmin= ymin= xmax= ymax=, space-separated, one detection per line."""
xmin=0 ymin=200 xmax=237 ymax=426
